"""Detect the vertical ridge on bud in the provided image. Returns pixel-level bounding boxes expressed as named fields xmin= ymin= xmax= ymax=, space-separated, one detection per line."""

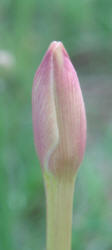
xmin=32 ymin=42 xmax=60 ymax=170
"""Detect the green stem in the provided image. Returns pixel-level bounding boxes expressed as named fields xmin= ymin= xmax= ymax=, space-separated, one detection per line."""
xmin=44 ymin=173 xmax=76 ymax=250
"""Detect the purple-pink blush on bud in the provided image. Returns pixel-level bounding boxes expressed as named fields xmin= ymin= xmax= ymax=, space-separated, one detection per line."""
xmin=32 ymin=41 xmax=86 ymax=177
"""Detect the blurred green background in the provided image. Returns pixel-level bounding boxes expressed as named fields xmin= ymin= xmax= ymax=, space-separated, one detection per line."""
xmin=0 ymin=0 xmax=112 ymax=249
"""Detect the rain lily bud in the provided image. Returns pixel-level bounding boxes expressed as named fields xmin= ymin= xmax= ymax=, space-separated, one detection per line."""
xmin=32 ymin=42 xmax=87 ymax=250
xmin=32 ymin=41 xmax=86 ymax=177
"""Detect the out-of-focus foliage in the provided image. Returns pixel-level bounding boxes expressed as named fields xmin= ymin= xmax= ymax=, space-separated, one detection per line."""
xmin=0 ymin=0 xmax=112 ymax=249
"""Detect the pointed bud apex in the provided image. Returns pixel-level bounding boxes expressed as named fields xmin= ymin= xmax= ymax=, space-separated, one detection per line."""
xmin=32 ymin=41 xmax=86 ymax=177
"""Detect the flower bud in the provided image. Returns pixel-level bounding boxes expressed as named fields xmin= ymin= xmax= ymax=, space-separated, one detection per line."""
xmin=32 ymin=41 xmax=86 ymax=177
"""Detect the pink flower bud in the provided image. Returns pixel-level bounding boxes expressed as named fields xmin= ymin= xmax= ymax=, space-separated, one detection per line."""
xmin=32 ymin=41 xmax=86 ymax=177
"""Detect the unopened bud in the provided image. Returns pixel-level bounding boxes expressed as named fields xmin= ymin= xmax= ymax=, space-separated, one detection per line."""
xmin=32 ymin=41 xmax=86 ymax=177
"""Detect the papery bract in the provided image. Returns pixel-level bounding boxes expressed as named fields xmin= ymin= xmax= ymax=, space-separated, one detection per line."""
xmin=32 ymin=41 xmax=86 ymax=177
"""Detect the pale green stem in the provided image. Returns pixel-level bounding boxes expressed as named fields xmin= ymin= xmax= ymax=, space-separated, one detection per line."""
xmin=44 ymin=173 xmax=76 ymax=250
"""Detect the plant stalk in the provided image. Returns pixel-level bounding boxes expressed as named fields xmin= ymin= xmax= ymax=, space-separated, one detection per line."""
xmin=44 ymin=173 xmax=76 ymax=250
